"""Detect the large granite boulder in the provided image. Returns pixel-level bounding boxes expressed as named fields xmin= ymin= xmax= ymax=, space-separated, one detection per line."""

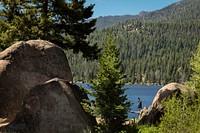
xmin=138 ymin=83 xmax=196 ymax=125
xmin=1 ymin=78 xmax=95 ymax=133
xmin=0 ymin=40 xmax=73 ymax=122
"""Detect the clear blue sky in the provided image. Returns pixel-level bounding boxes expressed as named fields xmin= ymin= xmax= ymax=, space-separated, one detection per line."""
xmin=86 ymin=0 xmax=181 ymax=18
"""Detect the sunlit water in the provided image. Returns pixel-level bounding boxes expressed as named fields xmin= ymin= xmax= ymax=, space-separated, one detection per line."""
xmin=77 ymin=83 xmax=162 ymax=119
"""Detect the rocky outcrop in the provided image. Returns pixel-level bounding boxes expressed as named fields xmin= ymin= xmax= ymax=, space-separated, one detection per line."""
xmin=138 ymin=83 xmax=196 ymax=125
xmin=1 ymin=78 xmax=95 ymax=133
xmin=0 ymin=40 xmax=73 ymax=122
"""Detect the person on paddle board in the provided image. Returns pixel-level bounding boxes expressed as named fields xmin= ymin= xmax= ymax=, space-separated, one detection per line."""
xmin=138 ymin=97 xmax=142 ymax=111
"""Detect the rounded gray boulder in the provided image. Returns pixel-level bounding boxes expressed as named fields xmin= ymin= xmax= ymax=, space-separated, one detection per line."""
xmin=0 ymin=40 xmax=73 ymax=122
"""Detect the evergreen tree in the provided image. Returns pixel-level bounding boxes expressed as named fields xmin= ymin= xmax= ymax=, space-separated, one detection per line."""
xmin=187 ymin=42 xmax=200 ymax=91
xmin=0 ymin=0 xmax=100 ymax=59
xmin=158 ymin=94 xmax=200 ymax=133
xmin=91 ymin=33 xmax=130 ymax=132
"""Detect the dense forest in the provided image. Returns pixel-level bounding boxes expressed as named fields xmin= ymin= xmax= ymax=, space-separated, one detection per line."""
xmin=66 ymin=0 xmax=200 ymax=85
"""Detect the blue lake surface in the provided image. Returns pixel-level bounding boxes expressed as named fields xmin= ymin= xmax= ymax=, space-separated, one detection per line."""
xmin=77 ymin=83 xmax=162 ymax=119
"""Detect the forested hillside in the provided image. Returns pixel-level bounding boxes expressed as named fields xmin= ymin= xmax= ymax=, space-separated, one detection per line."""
xmin=66 ymin=0 xmax=200 ymax=85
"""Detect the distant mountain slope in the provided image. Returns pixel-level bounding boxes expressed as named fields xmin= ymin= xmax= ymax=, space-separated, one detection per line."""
xmin=95 ymin=0 xmax=200 ymax=29
xmin=138 ymin=0 xmax=200 ymax=22
xmin=95 ymin=15 xmax=136 ymax=29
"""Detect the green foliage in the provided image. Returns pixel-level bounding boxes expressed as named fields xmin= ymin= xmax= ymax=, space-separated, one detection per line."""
xmin=158 ymin=94 xmax=200 ymax=133
xmin=186 ymin=42 xmax=200 ymax=91
xmin=0 ymin=0 xmax=100 ymax=59
xmin=121 ymin=124 xmax=139 ymax=133
xmin=90 ymin=33 xmax=131 ymax=132
xmin=138 ymin=125 xmax=159 ymax=133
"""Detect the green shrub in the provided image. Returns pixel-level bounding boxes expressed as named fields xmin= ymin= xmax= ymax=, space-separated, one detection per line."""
xmin=138 ymin=125 xmax=159 ymax=133
xmin=121 ymin=124 xmax=139 ymax=133
xmin=158 ymin=94 xmax=200 ymax=133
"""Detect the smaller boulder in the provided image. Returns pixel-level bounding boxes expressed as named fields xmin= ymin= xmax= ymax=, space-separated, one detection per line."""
xmin=1 ymin=78 xmax=95 ymax=133
xmin=138 ymin=83 xmax=196 ymax=125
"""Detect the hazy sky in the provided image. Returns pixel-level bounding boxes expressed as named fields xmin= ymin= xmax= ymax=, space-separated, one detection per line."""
xmin=86 ymin=0 xmax=181 ymax=18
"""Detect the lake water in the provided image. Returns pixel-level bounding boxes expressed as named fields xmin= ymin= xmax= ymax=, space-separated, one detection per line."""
xmin=77 ymin=83 xmax=162 ymax=119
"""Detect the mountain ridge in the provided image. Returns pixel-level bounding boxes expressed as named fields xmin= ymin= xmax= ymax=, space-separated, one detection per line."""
xmin=95 ymin=0 xmax=200 ymax=29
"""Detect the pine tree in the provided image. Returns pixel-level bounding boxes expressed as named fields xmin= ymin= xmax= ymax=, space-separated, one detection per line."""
xmin=187 ymin=42 xmax=200 ymax=91
xmin=0 ymin=0 xmax=100 ymax=59
xmin=91 ymin=33 xmax=130 ymax=132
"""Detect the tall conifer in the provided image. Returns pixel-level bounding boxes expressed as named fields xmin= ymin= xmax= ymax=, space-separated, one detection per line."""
xmin=0 ymin=0 xmax=100 ymax=59
xmin=91 ymin=33 xmax=130 ymax=132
